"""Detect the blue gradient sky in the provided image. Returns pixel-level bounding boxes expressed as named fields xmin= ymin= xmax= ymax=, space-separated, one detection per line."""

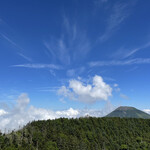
xmin=0 ymin=0 xmax=150 ymax=112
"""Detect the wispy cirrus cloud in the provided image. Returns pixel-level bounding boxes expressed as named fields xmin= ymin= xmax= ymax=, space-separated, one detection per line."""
xmin=113 ymin=42 xmax=150 ymax=59
xmin=99 ymin=1 xmax=134 ymax=42
xmin=1 ymin=33 xmax=32 ymax=62
xmin=12 ymin=63 xmax=62 ymax=70
xmin=1 ymin=33 xmax=19 ymax=48
xmin=89 ymin=58 xmax=150 ymax=67
xmin=18 ymin=53 xmax=32 ymax=62
xmin=44 ymin=16 xmax=91 ymax=65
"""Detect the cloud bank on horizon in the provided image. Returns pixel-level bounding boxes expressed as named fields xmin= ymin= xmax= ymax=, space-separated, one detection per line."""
xmin=0 ymin=92 xmax=149 ymax=132
xmin=0 ymin=93 xmax=115 ymax=132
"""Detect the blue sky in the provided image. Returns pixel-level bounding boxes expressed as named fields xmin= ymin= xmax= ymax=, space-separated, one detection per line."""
xmin=0 ymin=0 xmax=150 ymax=130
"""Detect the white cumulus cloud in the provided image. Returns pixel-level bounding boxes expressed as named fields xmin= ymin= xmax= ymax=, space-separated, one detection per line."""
xmin=58 ymin=75 xmax=112 ymax=103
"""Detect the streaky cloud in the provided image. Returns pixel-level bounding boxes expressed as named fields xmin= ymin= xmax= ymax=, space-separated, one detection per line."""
xmin=1 ymin=34 xmax=32 ymax=62
xmin=124 ymin=42 xmax=150 ymax=58
xmin=1 ymin=34 xmax=18 ymax=47
xmin=44 ymin=16 xmax=91 ymax=65
xmin=12 ymin=63 xmax=63 ymax=70
xmin=89 ymin=58 xmax=150 ymax=67
xmin=18 ymin=53 xmax=32 ymax=62
xmin=113 ymin=42 xmax=150 ymax=59
xmin=99 ymin=1 xmax=135 ymax=42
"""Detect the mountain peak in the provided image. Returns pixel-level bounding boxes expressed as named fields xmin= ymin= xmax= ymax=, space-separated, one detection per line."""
xmin=106 ymin=106 xmax=150 ymax=119
xmin=117 ymin=106 xmax=135 ymax=111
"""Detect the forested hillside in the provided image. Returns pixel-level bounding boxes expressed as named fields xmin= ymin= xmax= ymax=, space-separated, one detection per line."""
xmin=0 ymin=117 xmax=150 ymax=150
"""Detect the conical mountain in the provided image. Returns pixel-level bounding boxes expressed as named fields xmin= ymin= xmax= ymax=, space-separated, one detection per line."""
xmin=106 ymin=106 xmax=150 ymax=119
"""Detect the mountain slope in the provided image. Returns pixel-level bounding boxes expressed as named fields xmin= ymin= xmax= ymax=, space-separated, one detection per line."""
xmin=106 ymin=106 xmax=150 ymax=119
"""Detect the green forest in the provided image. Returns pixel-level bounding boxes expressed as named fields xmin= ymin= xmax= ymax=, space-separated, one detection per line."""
xmin=0 ymin=117 xmax=150 ymax=150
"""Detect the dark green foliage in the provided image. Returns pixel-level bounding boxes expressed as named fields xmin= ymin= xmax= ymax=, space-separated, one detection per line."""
xmin=0 ymin=117 xmax=150 ymax=149
xmin=106 ymin=106 xmax=150 ymax=119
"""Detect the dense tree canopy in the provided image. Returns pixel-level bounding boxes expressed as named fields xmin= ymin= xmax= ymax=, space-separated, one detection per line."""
xmin=0 ymin=117 xmax=150 ymax=150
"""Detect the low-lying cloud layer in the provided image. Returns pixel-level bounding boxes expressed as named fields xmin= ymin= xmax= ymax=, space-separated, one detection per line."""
xmin=1 ymin=92 xmax=149 ymax=133
xmin=58 ymin=75 xmax=112 ymax=103
xmin=0 ymin=93 xmax=114 ymax=133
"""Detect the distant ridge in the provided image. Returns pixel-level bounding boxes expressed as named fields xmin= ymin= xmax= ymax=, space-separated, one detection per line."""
xmin=106 ymin=106 xmax=150 ymax=119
